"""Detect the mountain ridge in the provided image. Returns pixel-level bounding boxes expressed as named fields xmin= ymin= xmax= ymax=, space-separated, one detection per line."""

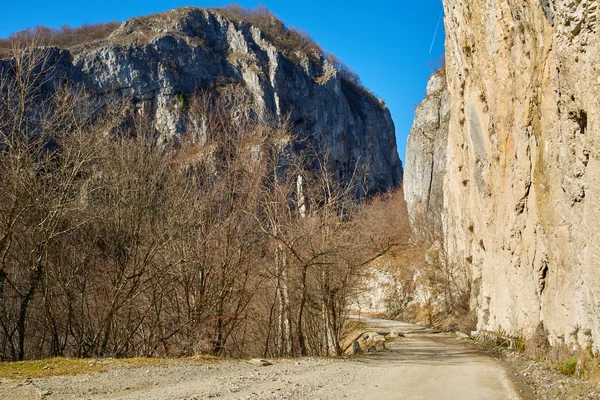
xmin=0 ymin=6 xmax=402 ymax=194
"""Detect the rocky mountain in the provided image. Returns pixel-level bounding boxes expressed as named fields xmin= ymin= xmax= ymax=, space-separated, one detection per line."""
xmin=0 ymin=7 xmax=402 ymax=194
xmin=406 ymin=0 xmax=599 ymax=351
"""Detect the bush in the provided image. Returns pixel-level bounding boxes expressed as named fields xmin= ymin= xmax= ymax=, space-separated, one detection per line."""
xmin=0 ymin=21 xmax=120 ymax=59
xmin=562 ymin=359 xmax=578 ymax=375
xmin=0 ymin=45 xmax=400 ymax=360
xmin=428 ymin=52 xmax=446 ymax=76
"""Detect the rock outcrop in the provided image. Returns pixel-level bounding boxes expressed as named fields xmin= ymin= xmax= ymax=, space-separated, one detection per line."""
xmin=406 ymin=0 xmax=599 ymax=350
xmin=0 ymin=7 xmax=402 ymax=193
xmin=404 ymin=70 xmax=450 ymax=234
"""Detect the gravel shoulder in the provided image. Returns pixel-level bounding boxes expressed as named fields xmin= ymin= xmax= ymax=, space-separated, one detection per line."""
xmin=2 ymin=317 xmax=596 ymax=400
xmin=468 ymin=337 xmax=600 ymax=400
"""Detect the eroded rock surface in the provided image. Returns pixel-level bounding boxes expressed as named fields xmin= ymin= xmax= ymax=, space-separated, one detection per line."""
xmin=438 ymin=0 xmax=599 ymax=349
xmin=0 ymin=7 xmax=402 ymax=193
xmin=404 ymin=70 xmax=450 ymax=233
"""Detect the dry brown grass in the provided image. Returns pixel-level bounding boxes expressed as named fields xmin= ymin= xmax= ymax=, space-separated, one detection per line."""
xmin=511 ymin=322 xmax=600 ymax=381
xmin=0 ymin=358 xmax=107 ymax=380
xmin=0 ymin=22 xmax=120 ymax=59
xmin=531 ymin=343 xmax=600 ymax=380
xmin=0 ymin=355 xmax=224 ymax=380
xmin=214 ymin=5 xmax=322 ymax=62
xmin=575 ymin=348 xmax=600 ymax=380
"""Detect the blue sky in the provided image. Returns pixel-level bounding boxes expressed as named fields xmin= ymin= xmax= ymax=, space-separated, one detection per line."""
xmin=0 ymin=0 xmax=445 ymax=164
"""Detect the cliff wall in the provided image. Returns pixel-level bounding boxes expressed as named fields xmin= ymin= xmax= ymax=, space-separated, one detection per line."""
xmin=0 ymin=7 xmax=402 ymax=193
xmin=437 ymin=0 xmax=599 ymax=348
xmin=404 ymin=70 xmax=450 ymax=235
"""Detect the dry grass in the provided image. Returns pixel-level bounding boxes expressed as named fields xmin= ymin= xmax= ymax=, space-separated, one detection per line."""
xmin=0 ymin=355 xmax=224 ymax=380
xmin=0 ymin=357 xmax=107 ymax=380
xmin=0 ymin=22 xmax=120 ymax=59
xmin=574 ymin=349 xmax=600 ymax=380
xmin=214 ymin=5 xmax=322 ymax=62
xmin=490 ymin=322 xmax=600 ymax=381
xmin=529 ymin=342 xmax=600 ymax=380
xmin=524 ymin=335 xmax=600 ymax=381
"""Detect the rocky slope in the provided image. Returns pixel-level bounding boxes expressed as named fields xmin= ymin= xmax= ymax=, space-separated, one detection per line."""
xmin=407 ymin=0 xmax=599 ymax=350
xmin=0 ymin=7 xmax=402 ymax=193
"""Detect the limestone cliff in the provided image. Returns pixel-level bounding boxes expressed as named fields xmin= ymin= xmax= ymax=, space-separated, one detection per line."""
xmin=0 ymin=7 xmax=402 ymax=193
xmin=404 ymin=71 xmax=450 ymax=235
xmin=410 ymin=0 xmax=600 ymax=349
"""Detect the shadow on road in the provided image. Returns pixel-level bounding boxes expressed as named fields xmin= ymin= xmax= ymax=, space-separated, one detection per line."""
xmin=352 ymin=333 xmax=491 ymax=367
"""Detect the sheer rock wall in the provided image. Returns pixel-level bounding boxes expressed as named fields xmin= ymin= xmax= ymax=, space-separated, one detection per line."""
xmin=440 ymin=0 xmax=599 ymax=348
xmin=404 ymin=71 xmax=450 ymax=235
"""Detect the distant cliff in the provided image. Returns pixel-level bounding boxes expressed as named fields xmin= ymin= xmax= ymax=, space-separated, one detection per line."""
xmin=0 ymin=7 xmax=402 ymax=193
xmin=406 ymin=0 xmax=600 ymax=351
xmin=404 ymin=70 xmax=449 ymax=235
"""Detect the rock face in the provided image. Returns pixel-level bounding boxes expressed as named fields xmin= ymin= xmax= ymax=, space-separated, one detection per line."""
xmin=0 ymin=7 xmax=402 ymax=193
xmin=423 ymin=0 xmax=600 ymax=349
xmin=404 ymin=70 xmax=450 ymax=234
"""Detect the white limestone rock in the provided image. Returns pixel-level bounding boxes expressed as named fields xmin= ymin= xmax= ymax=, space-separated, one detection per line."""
xmin=0 ymin=7 xmax=402 ymax=194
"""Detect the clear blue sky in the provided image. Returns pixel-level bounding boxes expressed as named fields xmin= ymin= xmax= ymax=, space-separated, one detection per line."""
xmin=0 ymin=0 xmax=445 ymax=164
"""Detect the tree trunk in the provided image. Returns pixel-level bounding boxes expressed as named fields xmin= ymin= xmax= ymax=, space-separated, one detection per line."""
xmin=16 ymin=257 xmax=43 ymax=361
xmin=321 ymin=269 xmax=337 ymax=356
xmin=213 ymin=296 xmax=225 ymax=355
xmin=280 ymin=253 xmax=292 ymax=356
xmin=297 ymin=265 xmax=308 ymax=356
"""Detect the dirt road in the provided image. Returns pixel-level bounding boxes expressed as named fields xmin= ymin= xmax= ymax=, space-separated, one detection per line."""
xmin=1 ymin=317 xmax=529 ymax=400
xmin=345 ymin=316 xmax=528 ymax=399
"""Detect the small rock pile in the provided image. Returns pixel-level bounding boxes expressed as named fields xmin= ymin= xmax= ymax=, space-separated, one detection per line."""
xmin=347 ymin=331 xmax=392 ymax=355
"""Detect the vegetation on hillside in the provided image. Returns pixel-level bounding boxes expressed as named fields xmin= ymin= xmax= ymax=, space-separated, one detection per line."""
xmin=211 ymin=5 xmax=372 ymax=95
xmin=377 ymin=209 xmax=475 ymax=335
xmin=0 ymin=5 xmax=377 ymax=100
xmin=0 ymin=44 xmax=406 ymax=361
xmin=0 ymin=22 xmax=120 ymax=59
xmin=216 ymin=5 xmax=322 ymax=60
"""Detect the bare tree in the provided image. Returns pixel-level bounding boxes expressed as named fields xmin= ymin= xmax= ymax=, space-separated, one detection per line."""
xmin=0 ymin=42 xmax=405 ymax=360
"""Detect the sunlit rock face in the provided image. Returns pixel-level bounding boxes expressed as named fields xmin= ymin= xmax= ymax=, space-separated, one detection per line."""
xmin=440 ymin=0 xmax=600 ymax=349
xmin=0 ymin=7 xmax=402 ymax=194
xmin=404 ymin=70 xmax=450 ymax=235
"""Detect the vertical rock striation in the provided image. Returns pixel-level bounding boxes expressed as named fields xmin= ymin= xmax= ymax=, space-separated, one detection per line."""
xmin=404 ymin=70 xmax=450 ymax=235
xmin=436 ymin=0 xmax=599 ymax=348
xmin=0 ymin=7 xmax=402 ymax=194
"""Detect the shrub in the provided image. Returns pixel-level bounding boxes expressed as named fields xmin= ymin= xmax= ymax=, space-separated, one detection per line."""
xmin=0 ymin=21 xmax=120 ymax=59
xmin=428 ymin=52 xmax=446 ymax=77
xmin=562 ymin=359 xmax=578 ymax=375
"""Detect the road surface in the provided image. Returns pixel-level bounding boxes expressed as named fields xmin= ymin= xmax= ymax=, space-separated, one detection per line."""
xmin=1 ymin=317 xmax=529 ymax=399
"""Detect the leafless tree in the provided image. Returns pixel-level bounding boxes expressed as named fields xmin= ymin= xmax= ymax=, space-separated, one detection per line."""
xmin=0 ymin=42 xmax=405 ymax=360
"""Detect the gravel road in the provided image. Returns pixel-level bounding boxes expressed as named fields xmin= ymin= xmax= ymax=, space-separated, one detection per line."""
xmin=0 ymin=317 xmax=530 ymax=400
